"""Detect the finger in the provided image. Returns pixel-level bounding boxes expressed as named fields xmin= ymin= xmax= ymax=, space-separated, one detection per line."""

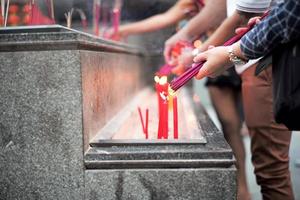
xmin=235 ymin=27 xmax=248 ymax=34
xmin=171 ymin=66 xmax=182 ymax=76
xmin=193 ymin=52 xmax=207 ymax=63
xmin=169 ymin=58 xmax=178 ymax=67
xmin=164 ymin=45 xmax=172 ymax=63
xmin=208 ymin=45 xmax=215 ymax=50
xmin=248 ymin=16 xmax=261 ymax=26
xmin=195 ymin=65 xmax=209 ymax=80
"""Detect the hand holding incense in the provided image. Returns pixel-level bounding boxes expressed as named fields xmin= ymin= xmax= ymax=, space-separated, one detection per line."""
xmin=170 ymin=11 xmax=270 ymax=92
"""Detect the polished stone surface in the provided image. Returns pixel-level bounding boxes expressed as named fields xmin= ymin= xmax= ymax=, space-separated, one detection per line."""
xmin=85 ymin=168 xmax=236 ymax=200
xmin=0 ymin=25 xmax=143 ymax=54
xmin=0 ymin=50 xmax=85 ymax=200
xmin=0 ymin=26 xmax=236 ymax=200
xmin=81 ymin=50 xmax=145 ymax=151
xmin=0 ymin=26 xmax=148 ymax=199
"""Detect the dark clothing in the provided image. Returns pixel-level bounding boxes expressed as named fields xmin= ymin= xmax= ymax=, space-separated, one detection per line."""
xmin=241 ymin=0 xmax=300 ymax=59
xmin=241 ymin=65 xmax=294 ymax=200
xmin=205 ymin=68 xmax=241 ymax=91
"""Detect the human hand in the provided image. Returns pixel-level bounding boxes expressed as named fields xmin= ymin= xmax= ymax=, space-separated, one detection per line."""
xmin=164 ymin=31 xmax=190 ymax=64
xmin=172 ymin=47 xmax=194 ymax=75
xmin=193 ymin=45 xmax=232 ymax=79
xmin=107 ymin=26 xmax=128 ymax=41
xmin=235 ymin=16 xmax=261 ymax=34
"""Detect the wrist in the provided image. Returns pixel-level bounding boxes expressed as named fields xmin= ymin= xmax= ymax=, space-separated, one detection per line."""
xmin=231 ymin=41 xmax=248 ymax=60
xmin=227 ymin=44 xmax=247 ymax=65
xmin=178 ymin=28 xmax=194 ymax=42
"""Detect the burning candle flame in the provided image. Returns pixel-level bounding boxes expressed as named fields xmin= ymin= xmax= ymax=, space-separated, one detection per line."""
xmin=154 ymin=75 xmax=160 ymax=83
xmin=159 ymin=76 xmax=167 ymax=85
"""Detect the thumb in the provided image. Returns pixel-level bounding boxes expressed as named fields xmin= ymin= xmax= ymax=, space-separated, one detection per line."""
xmin=195 ymin=63 xmax=209 ymax=80
xmin=193 ymin=51 xmax=207 ymax=63
xmin=235 ymin=27 xmax=248 ymax=34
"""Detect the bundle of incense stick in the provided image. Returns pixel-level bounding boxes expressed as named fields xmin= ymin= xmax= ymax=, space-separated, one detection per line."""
xmin=30 ymin=0 xmax=35 ymax=24
xmin=138 ymin=107 xmax=149 ymax=139
xmin=76 ymin=9 xmax=88 ymax=31
xmin=112 ymin=0 xmax=122 ymax=36
xmin=64 ymin=8 xmax=73 ymax=28
xmin=170 ymin=11 xmax=270 ymax=92
xmin=93 ymin=0 xmax=101 ymax=36
xmin=45 ymin=0 xmax=55 ymax=24
xmin=1 ymin=0 xmax=9 ymax=27
xmin=101 ymin=2 xmax=109 ymax=38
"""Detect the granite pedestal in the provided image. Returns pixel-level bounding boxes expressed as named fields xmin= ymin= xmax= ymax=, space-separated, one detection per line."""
xmin=0 ymin=26 xmax=236 ymax=200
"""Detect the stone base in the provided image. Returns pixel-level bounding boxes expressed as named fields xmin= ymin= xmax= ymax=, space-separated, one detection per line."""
xmin=85 ymin=168 xmax=236 ymax=200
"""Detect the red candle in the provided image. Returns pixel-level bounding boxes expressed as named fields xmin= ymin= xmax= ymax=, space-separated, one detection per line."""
xmin=160 ymin=77 xmax=169 ymax=139
xmin=162 ymin=95 xmax=169 ymax=139
xmin=154 ymin=76 xmax=161 ymax=117
xmin=173 ymin=95 xmax=178 ymax=139
xmin=155 ymin=76 xmax=162 ymax=139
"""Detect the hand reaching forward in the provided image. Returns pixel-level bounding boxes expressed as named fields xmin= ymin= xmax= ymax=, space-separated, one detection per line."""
xmin=193 ymin=45 xmax=233 ymax=79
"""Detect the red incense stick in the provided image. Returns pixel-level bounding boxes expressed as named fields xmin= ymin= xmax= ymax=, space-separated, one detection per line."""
xmin=173 ymin=96 xmax=178 ymax=139
xmin=145 ymin=109 xmax=149 ymax=139
xmin=45 ymin=0 xmax=55 ymax=24
xmin=76 ymin=9 xmax=88 ymax=31
xmin=138 ymin=107 xmax=145 ymax=134
xmin=170 ymin=11 xmax=270 ymax=92
xmin=112 ymin=0 xmax=121 ymax=36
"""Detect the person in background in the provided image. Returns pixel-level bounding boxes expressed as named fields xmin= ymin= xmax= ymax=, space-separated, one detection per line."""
xmin=108 ymin=0 xmax=199 ymax=40
xmin=108 ymin=0 xmax=226 ymax=41
xmin=192 ymin=0 xmax=299 ymax=199
xmin=110 ymin=1 xmax=251 ymax=199
xmin=116 ymin=1 xmax=251 ymax=199
xmin=168 ymin=2 xmax=252 ymax=199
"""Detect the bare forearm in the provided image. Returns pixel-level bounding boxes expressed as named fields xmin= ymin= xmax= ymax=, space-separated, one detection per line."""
xmin=200 ymin=11 xmax=244 ymax=51
xmin=120 ymin=13 xmax=184 ymax=35
xmin=179 ymin=0 xmax=227 ymax=40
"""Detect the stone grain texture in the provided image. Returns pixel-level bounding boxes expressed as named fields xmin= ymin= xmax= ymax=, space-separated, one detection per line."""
xmin=0 ymin=25 xmax=236 ymax=200
xmin=0 ymin=50 xmax=84 ymax=200
xmin=85 ymin=168 xmax=236 ymax=200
